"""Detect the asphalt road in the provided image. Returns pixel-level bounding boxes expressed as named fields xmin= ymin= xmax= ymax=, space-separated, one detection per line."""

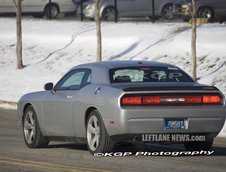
xmin=0 ymin=109 xmax=226 ymax=172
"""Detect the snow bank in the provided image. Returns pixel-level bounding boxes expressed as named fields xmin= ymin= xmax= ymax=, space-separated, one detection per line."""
xmin=0 ymin=18 xmax=225 ymax=137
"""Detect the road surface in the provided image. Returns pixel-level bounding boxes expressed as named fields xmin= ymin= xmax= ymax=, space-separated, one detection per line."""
xmin=0 ymin=109 xmax=226 ymax=172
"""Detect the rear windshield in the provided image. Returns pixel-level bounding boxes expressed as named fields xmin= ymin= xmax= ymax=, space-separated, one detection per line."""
xmin=109 ymin=66 xmax=193 ymax=83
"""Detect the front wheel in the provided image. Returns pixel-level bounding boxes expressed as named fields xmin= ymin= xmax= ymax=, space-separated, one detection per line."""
xmin=23 ymin=106 xmax=49 ymax=148
xmin=102 ymin=7 xmax=117 ymax=21
xmin=184 ymin=139 xmax=213 ymax=151
xmin=44 ymin=4 xmax=59 ymax=19
xmin=86 ymin=110 xmax=114 ymax=154
xmin=198 ymin=7 xmax=214 ymax=19
xmin=162 ymin=4 xmax=174 ymax=20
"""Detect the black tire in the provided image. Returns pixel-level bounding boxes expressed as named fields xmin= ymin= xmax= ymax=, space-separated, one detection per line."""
xmin=184 ymin=139 xmax=213 ymax=151
xmin=23 ymin=105 xmax=49 ymax=148
xmin=183 ymin=16 xmax=191 ymax=22
xmin=44 ymin=4 xmax=59 ymax=19
xmin=198 ymin=7 xmax=214 ymax=19
xmin=162 ymin=4 xmax=174 ymax=20
xmin=86 ymin=110 xmax=114 ymax=154
xmin=102 ymin=7 xmax=117 ymax=21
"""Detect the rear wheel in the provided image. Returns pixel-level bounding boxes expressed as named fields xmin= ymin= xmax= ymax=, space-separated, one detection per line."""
xmin=23 ymin=106 xmax=49 ymax=148
xmin=86 ymin=110 xmax=114 ymax=154
xmin=44 ymin=4 xmax=59 ymax=19
xmin=184 ymin=139 xmax=213 ymax=151
xmin=198 ymin=7 xmax=214 ymax=19
xmin=102 ymin=7 xmax=116 ymax=21
xmin=162 ymin=4 xmax=174 ymax=20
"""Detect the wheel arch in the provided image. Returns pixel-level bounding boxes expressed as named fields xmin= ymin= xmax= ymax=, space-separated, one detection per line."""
xmin=100 ymin=5 xmax=117 ymax=19
xmin=44 ymin=2 xmax=60 ymax=14
xmin=198 ymin=6 xmax=215 ymax=17
xmin=22 ymin=103 xmax=39 ymax=124
xmin=22 ymin=102 xmax=47 ymax=136
xmin=161 ymin=3 xmax=173 ymax=12
xmin=23 ymin=103 xmax=32 ymax=120
xmin=161 ymin=3 xmax=174 ymax=19
xmin=162 ymin=3 xmax=173 ymax=9
xmin=84 ymin=106 xmax=98 ymax=125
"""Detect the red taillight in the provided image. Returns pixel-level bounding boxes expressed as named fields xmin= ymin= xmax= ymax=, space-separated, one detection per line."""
xmin=143 ymin=96 xmax=160 ymax=104
xmin=143 ymin=96 xmax=202 ymax=104
xmin=203 ymin=95 xmax=222 ymax=104
xmin=121 ymin=94 xmax=223 ymax=106
xmin=121 ymin=96 xmax=142 ymax=105
xmin=184 ymin=96 xmax=202 ymax=104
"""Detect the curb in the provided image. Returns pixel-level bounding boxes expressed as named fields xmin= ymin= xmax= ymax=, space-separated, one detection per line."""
xmin=0 ymin=100 xmax=17 ymax=105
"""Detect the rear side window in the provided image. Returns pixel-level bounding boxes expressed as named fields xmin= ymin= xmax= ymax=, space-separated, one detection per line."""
xmin=109 ymin=66 xmax=193 ymax=83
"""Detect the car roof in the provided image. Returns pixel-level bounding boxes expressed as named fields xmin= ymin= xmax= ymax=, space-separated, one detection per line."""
xmin=74 ymin=60 xmax=174 ymax=70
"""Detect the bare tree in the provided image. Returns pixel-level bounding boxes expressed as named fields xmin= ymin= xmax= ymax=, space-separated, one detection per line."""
xmin=191 ymin=0 xmax=197 ymax=80
xmin=95 ymin=0 xmax=102 ymax=62
xmin=13 ymin=0 xmax=24 ymax=69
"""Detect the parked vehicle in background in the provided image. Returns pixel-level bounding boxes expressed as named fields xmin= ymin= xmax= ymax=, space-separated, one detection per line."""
xmin=0 ymin=0 xmax=76 ymax=19
xmin=83 ymin=0 xmax=184 ymax=21
xmin=181 ymin=0 xmax=226 ymax=20
xmin=72 ymin=0 xmax=92 ymax=16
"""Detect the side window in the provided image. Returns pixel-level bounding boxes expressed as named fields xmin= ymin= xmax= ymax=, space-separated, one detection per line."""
xmin=55 ymin=69 xmax=91 ymax=91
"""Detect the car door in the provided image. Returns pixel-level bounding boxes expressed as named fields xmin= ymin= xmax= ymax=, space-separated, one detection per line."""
xmin=43 ymin=69 xmax=91 ymax=137
xmin=0 ymin=0 xmax=14 ymax=13
xmin=117 ymin=0 xmax=152 ymax=17
xmin=21 ymin=0 xmax=47 ymax=12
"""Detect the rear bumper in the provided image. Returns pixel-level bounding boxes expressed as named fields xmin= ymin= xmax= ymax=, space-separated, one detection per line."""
xmin=105 ymin=106 xmax=226 ymax=140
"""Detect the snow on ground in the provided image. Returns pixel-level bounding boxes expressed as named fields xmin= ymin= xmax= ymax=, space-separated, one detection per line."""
xmin=0 ymin=18 xmax=225 ymax=137
xmin=0 ymin=103 xmax=17 ymax=110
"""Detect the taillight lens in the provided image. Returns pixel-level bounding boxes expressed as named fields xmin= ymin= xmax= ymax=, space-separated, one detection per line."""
xmin=143 ymin=96 xmax=160 ymax=104
xmin=203 ymin=95 xmax=222 ymax=104
xmin=121 ymin=96 xmax=142 ymax=105
xmin=121 ymin=94 xmax=223 ymax=106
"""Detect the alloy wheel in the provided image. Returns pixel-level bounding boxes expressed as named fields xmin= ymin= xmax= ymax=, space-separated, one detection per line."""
xmin=24 ymin=110 xmax=36 ymax=145
xmin=162 ymin=5 xmax=174 ymax=20
xmin=198 ymin=8 xmax=213 ymax=18
xmin=103 ymin=7 xmax=116 ymax=21
xmin=87 ymin=115 xmax=100 ymax=151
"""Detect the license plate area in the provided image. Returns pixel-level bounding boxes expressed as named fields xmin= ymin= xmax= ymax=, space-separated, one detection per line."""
xmin=164 ymin=119 xmax=185 ymax=130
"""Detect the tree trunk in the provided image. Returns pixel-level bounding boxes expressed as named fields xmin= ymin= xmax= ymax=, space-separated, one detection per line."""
xmin=191 ymin=0 xmax=197 ymax=80
xmin=13 ymin=0 xmax=24 ymax=69
xmin=95 ymin=0 xmax=102 ymax=62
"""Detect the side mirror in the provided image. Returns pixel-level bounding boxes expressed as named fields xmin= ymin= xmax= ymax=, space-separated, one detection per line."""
xmin=44 ymin=82 xmax=54 ymax=91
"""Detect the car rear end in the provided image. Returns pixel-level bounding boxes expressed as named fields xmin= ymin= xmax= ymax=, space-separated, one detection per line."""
xmin=115 ymin=86 xmax=225 ymax=141
xmin=173 ymin=0 xmax=191 ymax=21
xmin=105 ymin=66 xmax=226 ymax=143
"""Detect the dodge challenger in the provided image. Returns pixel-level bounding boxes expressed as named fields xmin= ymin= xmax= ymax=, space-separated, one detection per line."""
xmin=17 ymin=61 xmax=226 ymax=154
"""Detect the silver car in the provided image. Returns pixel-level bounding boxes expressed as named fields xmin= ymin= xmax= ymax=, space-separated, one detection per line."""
xmin=0 ymin=0 xmax=76 ymax=18
xmin=83 ymin=0 xmax=183 ymax=21
xmin=181 ymin=0 xmax=226 ymax=19
xmin=17 ymin=61 xmax=226 ymax=154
